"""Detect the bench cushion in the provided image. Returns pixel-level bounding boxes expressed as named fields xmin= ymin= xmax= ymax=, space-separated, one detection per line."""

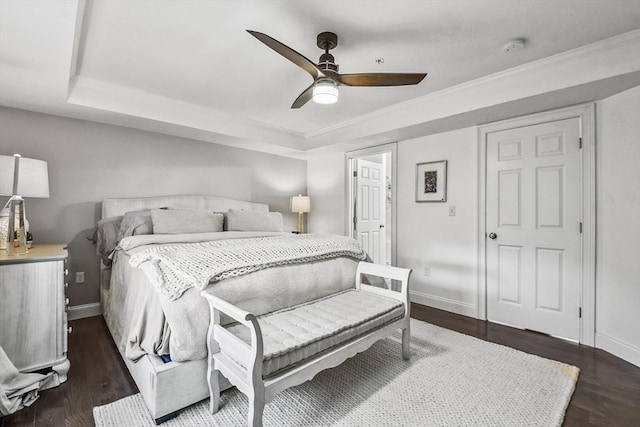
xmin=224 ymin=289 xmax=404 ymax=377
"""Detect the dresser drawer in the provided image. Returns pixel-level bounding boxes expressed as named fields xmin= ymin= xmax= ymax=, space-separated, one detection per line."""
xmin=0 ymin=244 xmax=70 ymax=382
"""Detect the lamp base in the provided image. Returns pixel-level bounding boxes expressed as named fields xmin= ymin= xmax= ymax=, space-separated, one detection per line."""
xmin=297 ymin=212 xmax=305 ymax=234
xmin=3 ymin=196 xmax=28 ymax=255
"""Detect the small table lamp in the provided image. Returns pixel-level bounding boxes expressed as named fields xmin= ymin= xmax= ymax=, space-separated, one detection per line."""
xmin=291 ymin=194 xmax=311 ymax=234
xmin=0 ymin=154 xmax=50 ymax=255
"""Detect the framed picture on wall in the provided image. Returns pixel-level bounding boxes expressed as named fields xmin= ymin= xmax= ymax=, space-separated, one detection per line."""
xmin=416 ymin=160 xmax=447 ymax=202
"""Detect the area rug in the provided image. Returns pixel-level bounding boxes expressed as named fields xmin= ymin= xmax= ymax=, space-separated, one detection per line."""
xmin=94 ymin=319 xmax=579 ymax=426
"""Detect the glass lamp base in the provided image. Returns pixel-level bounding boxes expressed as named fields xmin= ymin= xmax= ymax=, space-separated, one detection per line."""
xmin=0 ymin=209 xmax=9 ymax=250
xmin=3 ymin=196 xmax=28 ymax=255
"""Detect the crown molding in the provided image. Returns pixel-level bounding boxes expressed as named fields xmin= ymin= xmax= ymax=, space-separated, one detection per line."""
xmin=304 ymin=29 xmax=640 ymax=149
xmin=67 ymin=75 xmax=305 ymax=150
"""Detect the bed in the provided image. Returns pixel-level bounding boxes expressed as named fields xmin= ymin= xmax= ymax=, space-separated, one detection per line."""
xmin=98 ymin=195 xmax=366 ymax=423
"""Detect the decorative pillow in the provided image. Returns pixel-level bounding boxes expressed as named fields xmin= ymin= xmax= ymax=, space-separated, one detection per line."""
xmin=151 ymin=209 xmax=224 ymax=234
xmin=118 ymin=209 xmax=154 ymax=241
xmin=226 ymin=209 xmax=283 ymax=232
xmin=94 ymin=215 xmax=122 ymax=266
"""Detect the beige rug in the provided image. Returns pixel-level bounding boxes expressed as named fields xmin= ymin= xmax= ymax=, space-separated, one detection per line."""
xmin=94 ymin=319 xmax=579 ymax=426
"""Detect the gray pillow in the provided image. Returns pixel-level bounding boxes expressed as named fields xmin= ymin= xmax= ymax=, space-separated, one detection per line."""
xmin=226 ymin=209 xmax=283 ymax=232
xmin=151 ymin=209 xmax=224 ymax=234
xmin=118 ymin=209 xmax=154 ymax=241
xmin=94 ymin=215 xmax=122 ymax=266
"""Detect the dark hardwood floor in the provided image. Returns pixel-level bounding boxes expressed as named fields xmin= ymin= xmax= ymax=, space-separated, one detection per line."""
xmin=2 ymin=305 xmax=639 ymax=426
xmin=1 ymin=315 xmax=137 ymax=427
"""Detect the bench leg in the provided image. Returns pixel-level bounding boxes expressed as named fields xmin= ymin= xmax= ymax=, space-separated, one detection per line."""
xmin=402 ymin=325 xmax=411 ymax=360
xmin=208 ymin=364 xmax=220 ymax=414
xmin=248 ymin=388 xmax=265 ymax=427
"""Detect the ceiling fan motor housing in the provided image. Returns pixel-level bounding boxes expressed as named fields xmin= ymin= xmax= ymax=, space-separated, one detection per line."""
xmin=318 ymin=52 xmax=338 ymax=72
xmin=317 ymin=32 xmax=339 ymax=72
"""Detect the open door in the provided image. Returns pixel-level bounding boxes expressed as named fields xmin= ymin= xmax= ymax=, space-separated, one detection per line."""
xmin=354 ymin=158 xmax=386 ymax=264
xmin=347 ymin=144 xmax=396 ymax=266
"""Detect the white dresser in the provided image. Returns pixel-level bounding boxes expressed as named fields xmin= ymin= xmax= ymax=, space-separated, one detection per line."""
xmin=0 ymin=244 xmax=70 ymax=386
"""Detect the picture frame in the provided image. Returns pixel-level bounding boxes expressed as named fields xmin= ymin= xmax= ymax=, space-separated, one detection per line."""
xmin=415 ymin=160 xmax=447 ymax=202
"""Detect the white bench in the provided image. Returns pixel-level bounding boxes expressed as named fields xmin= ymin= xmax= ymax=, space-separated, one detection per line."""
xmin=201 ymin=262 xmax=412 ymax=427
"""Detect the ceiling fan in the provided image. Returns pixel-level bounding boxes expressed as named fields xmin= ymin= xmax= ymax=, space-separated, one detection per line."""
xmin=247 ymin=30 xmax=427 ymax=109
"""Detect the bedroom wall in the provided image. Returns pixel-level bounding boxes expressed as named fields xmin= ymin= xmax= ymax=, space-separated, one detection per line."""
xmin=307 ymin=127 xmax=479 ymax=315
xmin=306 ymin=151 xmax=346 ymax=236
xmin=396 ymin=128 xmax=479 ymax=316
xmin=0 ymin=106 xmax=307 ymax=309
xmin=594 ymin=86 xmax=640 ymax=366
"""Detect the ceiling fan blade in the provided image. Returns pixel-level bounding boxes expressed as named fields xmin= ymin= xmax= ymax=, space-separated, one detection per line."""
xmin=336 ymin=72 xmax=427 ymax=87
xmin=247 ymin=30 xmax=325 ymax=80
xmin=291 ymin=84 xmax=314 ymax=109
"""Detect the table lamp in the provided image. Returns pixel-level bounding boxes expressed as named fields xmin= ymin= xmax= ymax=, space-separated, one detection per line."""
xmin=291 ymin=194 xmax=311 ymax=234
xmin=0 ymin=154 xmax=50 ymax=255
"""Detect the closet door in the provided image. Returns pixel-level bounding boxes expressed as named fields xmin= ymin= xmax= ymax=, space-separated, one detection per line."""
xmin=486 ymin=117 xmax=582 ymax=341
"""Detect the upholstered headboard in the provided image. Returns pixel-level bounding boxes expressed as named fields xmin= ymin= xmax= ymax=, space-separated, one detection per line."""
xmin=102 ymin=194 xmax=269 ymax=220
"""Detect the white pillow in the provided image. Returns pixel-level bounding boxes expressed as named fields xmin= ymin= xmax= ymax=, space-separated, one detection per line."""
xmin=151 ymin=209 xmax=224 ymax=234
xmin=226 ymin=209 xmax=283 ymax=232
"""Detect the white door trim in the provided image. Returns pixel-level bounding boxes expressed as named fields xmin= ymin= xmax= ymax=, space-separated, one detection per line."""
xmin=346 ymin=143 xmax=398 ymax=266
xmin=477 ymin=104 xmax=596 ymax=346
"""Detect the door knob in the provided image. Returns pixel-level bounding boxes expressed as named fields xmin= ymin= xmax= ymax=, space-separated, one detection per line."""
xmin=488 ymin=232 xmax=497 ymax=240
xmin=379 ymin=225 xmax=385 ymax=229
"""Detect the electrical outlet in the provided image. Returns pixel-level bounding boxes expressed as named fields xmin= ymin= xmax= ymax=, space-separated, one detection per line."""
xmin=75 ymin=272 xmax=85 ymax=284
xmin=423 ymin=267 xmax=431 ymax=277
xmin=449 ymin=206 xmax=456 ymax=216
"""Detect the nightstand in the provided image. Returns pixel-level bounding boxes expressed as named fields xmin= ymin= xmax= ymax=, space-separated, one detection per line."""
xmin=0 ymin=244 xmax=70 ymax=387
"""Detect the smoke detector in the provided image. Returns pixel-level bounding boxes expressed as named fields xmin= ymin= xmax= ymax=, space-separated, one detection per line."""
xmin=503 ymin=38 xmax=526 ymax=53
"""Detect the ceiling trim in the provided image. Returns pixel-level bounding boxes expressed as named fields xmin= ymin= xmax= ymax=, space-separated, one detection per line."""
xmin=303 ymin=29 xmax=640 ymax=150
xmin=8 ymin=3 xmax=636 ymax=159
xmin=67 ymin=75 xmax=305 ymax=149
xmin=65 ymin=0 xmax=305 ymax=151
xmin=67 ymin=0 xmax=85 ymax=85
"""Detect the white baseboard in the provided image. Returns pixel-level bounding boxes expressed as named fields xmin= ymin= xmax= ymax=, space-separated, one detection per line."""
xmin=410 ymin=290 xmax=478 ymax=319
xmin=595 ymin=332 xmax=640 ymax=368
xmin=68 ymin=302 xmax=102 ymax=321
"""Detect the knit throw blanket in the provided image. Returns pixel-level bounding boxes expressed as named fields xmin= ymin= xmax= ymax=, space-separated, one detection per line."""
xmin=129 ymin=234 xmax=367 ymax=300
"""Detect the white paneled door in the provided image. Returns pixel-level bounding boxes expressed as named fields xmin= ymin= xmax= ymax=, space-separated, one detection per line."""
xmin=486 ymin=117 xmax=582 ymax=341
xmin=356 ymin=158 xmax=386 ymax=264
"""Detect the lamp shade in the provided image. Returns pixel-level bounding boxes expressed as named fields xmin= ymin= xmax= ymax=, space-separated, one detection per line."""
xmin=0 ymin=154 xmax=49 ymax=198
xmin=291 ymin=195 xmax=311 ymax=213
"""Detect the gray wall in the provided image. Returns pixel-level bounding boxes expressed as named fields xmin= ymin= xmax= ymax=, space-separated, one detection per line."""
xmin=595 ymin=86 xmax=640 ymax=365
xmin=0 ymin=107 xmax=307 ymax=306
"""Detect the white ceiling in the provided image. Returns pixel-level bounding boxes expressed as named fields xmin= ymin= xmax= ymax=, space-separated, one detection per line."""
xmin=1 ymin=0 xmax=639 ymax=156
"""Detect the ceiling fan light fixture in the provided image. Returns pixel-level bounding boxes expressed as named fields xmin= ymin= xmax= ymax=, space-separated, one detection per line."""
xmin=312 ymin=79 xmax=339 ymax=104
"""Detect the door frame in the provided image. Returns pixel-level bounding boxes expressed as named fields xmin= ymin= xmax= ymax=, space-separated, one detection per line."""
xmin=346 ymin=143 xmax=398 ymax=266
xmin=477 ymin=104 xmax=596 ymax=346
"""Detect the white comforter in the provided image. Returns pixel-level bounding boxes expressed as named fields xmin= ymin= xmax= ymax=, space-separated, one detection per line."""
xmin=106 ymin=232 xmax=363 ymax=362
xmin=127 ymin=233 xmax=366 ymax=300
